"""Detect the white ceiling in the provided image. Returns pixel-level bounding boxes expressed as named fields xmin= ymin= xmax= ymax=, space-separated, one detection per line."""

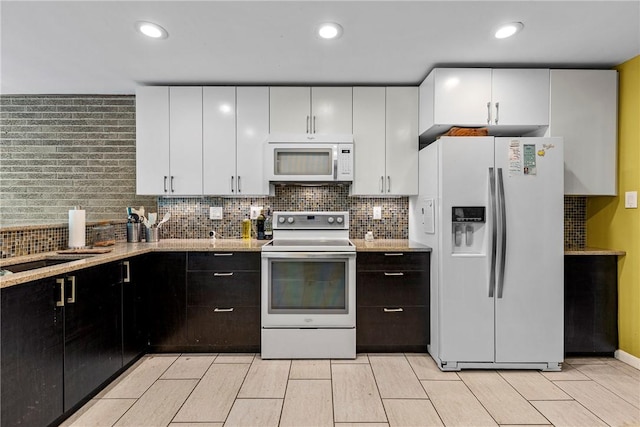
xmin=1 ymin=1 xmax=639 ymax=95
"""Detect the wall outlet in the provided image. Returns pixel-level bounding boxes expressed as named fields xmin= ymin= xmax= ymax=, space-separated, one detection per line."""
xmin=373 ymin=206 xmax=382 ymax=220
xmin=625 ymin=191 xmax=638 ymax=209
xmin=250 ymin=206 xmax=263 ymax=219
xmin=209 ymin=206 xmax=223 ymax=220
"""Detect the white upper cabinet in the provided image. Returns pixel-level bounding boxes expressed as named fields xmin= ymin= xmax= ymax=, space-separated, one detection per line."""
xmin=269 ymin=87 xmax=352 ymax=134
xmin=386 ymin=87 xmax=419 ymax=195
xmin=236 ymin=87 xmax=270 ymax=195
xmin=168 ymin=87 xmax=203 ymax=195
xmin=136 ymin=87 xmax=170 ymax=195
xmin=136 ymin=86 xmax=202 ymax=196
xmin=203 ymin=87 xmax=271 ymax=196
xmin=352 ymin=87 xmax=418 ymax=196
xmin=352 ymin=87 xmax=386 ymax=195
xmin=203 ymin=86 xmax=237 ymax=195
xmin=547 ymin=69 xmax=618 ymax=196
xmin=419 ymin=68 xmax=550 ymax=144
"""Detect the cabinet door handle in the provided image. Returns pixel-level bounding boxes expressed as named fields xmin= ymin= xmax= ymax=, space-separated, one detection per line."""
xmin=487 ymin=102 xmax=491 ymax=124
xmin=66 ymin=276 xmax=76 ymax=304
xmin=384 ymin=253 xmax=404 ymax=256
xmin=214 ymin=307 xmax=234 ymax=313
xmin=123 ymin=261 xmax=131 ymax=283
xmin=383 ymin=308 xmax=404 ymax=313
xmin=214 ymin=272 xmax=234 ymax=277
xmin=237 ymin=176 xmax=241 ymax=193
xmin=380 ymin=176 xmax=384 ymax=193
xmin=163 ymin=176 xmax=168 ymax=193
xmin=384 ymin=272 xmax=404 ymax=276
xmin=231 ymin=176 xmax=235 ymax=193
xmin=313 ymin=115 xmax=316 ymax=133
xmin=56 ymin=278 xmax=65 ymax=307
xmin=306 ymin=115 xmax=310 ymax=133
xmin=170 ymin=176 xmax=175 ymax=193
xmin=494 ymin=102 xmax=500 ymax=125
xmin=213 ymin=253 xmax=233 ymax=256
xmin=387 ymin=176 xmax=391 ymax=193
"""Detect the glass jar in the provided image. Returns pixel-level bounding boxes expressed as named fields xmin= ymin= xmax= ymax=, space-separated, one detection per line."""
xmin=93 ymin=222 xmax=115 ymax=247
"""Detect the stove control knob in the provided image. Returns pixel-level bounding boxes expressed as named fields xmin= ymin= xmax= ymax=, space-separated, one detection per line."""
xmin=336 ymin=217 xmax=343 ymax=224
xmin=278 ymin=217 xmax=285 ymax=224
xmin=327 ymin=217 xmax=335 ymax=224
xmin=287 ymin=217 xmax=295 ymax=224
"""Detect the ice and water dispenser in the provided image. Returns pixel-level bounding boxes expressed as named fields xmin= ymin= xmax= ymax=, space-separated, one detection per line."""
xmin=451 ymin=207 xmax=486 ymax=254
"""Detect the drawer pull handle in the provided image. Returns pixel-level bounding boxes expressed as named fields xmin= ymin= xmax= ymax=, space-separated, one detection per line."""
xmin=214 ymin=272 xmax=234 ymax=277
xmin=213 ymin=253 xmax=233 ymax=256
xmin=384 ymin=272 xmax=404 ymax=276
xmin=383 ymin=308 xmax=404 ymax=313
xmin=384 ymin=253 xmax=404 ymax=256
xmin=214 ymin=307 xmax=234 ymax=313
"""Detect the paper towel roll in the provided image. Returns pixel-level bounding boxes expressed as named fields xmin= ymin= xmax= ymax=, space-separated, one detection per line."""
xmin=68 ymin=208 xmax=86 ymax=248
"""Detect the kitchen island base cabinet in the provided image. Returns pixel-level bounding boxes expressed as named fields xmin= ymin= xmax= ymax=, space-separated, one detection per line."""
xmin=565 ymin=255 xmax=618 ymax=355
xmin=356 ymin=252 xmax=430 ymax=352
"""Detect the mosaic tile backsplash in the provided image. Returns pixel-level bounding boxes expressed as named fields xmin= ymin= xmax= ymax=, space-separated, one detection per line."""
xmin=1 ymin=194 xmax=587 ymax=258
xmin=157 ymin=186 xmax=409 ymax=241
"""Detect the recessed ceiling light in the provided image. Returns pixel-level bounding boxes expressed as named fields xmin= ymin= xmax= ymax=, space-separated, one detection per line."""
xmin=494 ymin=22 xmax=524 ymax=39
xmin=318 ymin=22 xmax=343 ymax=40
xmin=135 ymin=21 xmax=169 ymax=39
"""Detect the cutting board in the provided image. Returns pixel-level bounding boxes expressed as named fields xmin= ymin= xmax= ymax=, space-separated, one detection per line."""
xmin=57 ymin=248 xmax=114 ymax=254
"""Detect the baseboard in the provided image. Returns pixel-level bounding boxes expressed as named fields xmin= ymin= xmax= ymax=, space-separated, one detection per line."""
xmin=615 ymin=349 xmax=640 ymax=370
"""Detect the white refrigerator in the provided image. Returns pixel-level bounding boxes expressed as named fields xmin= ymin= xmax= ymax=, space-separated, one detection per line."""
xmin=409 ymin=136 xmax=564 ymax=371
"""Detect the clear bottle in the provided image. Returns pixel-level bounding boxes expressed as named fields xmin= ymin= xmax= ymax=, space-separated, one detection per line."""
xmin=256 ymin=209 xmax=266 ymax=240
xmin=264 ymin=208 xmax=273 ymax=240
xmin=241 ymin=216 xmax=251 ymax=239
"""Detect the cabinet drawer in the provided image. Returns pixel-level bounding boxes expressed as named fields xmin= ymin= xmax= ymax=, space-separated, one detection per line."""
xmin=357 ymin=306 xmax=428 ymax=351
xmin=187 ymin=252 xmax=260 ymax=271
xmin=187 ymin=306 xmax=260 ymax=349
xmin=357 ymin=271 xmax=428 ymax=306
xmin=188 ymin=271 xmax=260 ymax=307
xmin=357 ymin=252 xmax=429 ymax=272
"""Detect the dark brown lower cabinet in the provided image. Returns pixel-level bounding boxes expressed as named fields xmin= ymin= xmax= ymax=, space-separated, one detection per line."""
xmin=565 ymin=255 xmax=618 ymax=355
xmin=122 ymin=255 xmax=149 ymax=366
xmin=186 ymin=252 xmax=261 ymax=352
xmin=356 ymin=251 xmax=430 ymax=353
xmin=1 ymin=278 xmax=64 ymax=427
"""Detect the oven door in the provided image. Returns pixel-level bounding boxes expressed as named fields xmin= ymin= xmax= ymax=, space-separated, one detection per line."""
xmin=261 ymin=251 xmax=356 ymax=328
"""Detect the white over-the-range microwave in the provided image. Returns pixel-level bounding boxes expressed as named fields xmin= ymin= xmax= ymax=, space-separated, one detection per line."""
xmin=265 ymin=134 xmax=354 ymax=183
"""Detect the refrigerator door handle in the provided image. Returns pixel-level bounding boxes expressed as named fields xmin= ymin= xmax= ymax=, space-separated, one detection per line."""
xmin=497 ymin=168 xmax=507 ymax=298
xmin=489 ymin=167 xmax=497 ymax=298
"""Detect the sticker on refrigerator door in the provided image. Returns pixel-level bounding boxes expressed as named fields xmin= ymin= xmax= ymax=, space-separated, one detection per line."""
xmin=508 ymin=140 xmax=522 ymax=177
xmin=523 ymin=144 xmax=537 ymax=176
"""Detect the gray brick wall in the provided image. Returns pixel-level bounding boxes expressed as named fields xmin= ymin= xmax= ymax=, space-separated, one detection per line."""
xmin=0 ymin=95 xmax=156 ymax=224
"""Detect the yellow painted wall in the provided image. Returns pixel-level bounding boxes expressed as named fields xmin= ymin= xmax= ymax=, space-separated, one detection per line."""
xmin=587 ymin=55 xmax=640 ymax=358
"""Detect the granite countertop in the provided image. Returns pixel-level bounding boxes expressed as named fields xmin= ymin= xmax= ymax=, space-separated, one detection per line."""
xmin=0 ymin=239 xmax=430 ymax=289
xmin=564 ymin=247 xmax=626 ymax=256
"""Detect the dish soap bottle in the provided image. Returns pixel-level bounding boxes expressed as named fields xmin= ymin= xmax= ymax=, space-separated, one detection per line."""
xmin=241 ymin=216 xmax=251 ymax=239
xmin=264 ymin=208 xmax=273 ymax=240
xmin=256 ymin=209 xmax=266 ymax=240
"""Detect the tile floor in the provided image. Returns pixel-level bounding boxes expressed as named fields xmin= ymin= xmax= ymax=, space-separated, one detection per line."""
xmin=61 ymin=353 xmax=640 ymax=427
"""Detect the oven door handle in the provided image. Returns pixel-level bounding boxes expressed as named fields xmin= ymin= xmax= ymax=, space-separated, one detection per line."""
xmin=262 ymin=252 xmax=356 ymax=259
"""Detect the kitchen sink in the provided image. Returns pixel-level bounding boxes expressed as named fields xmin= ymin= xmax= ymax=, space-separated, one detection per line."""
xmin=2 ymin=255 xmax=94 ymax=274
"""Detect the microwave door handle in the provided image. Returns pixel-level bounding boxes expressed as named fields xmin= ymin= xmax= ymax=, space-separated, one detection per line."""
xmin=333 ymin=158 xmax=338 ymax=180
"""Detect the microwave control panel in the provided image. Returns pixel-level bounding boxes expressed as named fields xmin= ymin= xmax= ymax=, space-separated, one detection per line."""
xmin=337 ymin=144 xmax=353 ymax=180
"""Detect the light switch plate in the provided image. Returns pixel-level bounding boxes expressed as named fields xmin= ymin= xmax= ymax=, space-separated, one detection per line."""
xmin=625 ymin=191 xmax=638 ymax=209
xmin=209 ymin=206 xmax=223 ymax=220
xmin=373 ymin=206 xmax=382 ymax=220
xmin=250 ymin=206 xmax=263 ymax=220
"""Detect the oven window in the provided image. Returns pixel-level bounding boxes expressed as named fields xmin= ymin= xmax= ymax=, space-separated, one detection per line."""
xmin=274 ymin=149 xmax=332 ymax=176
xmin=269 ymin=260 xmax=347 ymax=312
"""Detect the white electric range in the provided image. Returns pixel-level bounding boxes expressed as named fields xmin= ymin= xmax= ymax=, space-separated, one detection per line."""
xmin=261 ymin=211 xmax=356 ymax=359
